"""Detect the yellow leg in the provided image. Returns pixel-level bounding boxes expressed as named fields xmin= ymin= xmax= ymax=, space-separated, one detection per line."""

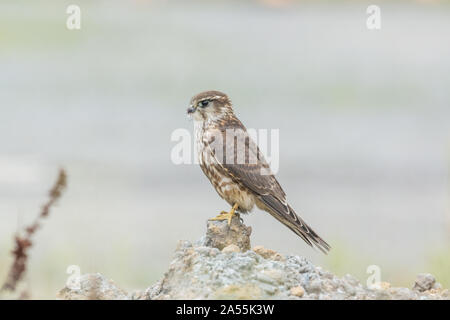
xmin=209 ymin=203 xmax=239 ymax=226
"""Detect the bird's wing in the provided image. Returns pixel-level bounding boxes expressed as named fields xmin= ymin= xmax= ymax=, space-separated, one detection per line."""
xmin=205 ymin=118 xmax=330 ymax=253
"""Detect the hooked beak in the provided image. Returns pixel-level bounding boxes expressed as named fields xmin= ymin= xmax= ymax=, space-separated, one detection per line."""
xmin=187 ymin=105 xmax=196 ymax=114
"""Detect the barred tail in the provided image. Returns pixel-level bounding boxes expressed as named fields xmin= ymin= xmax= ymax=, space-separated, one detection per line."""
xmin=259 ymin=195 xmax=331 ymax=254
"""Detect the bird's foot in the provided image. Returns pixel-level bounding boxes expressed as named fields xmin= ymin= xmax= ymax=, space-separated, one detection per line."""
xmin=209 ymin=204 xmax=239 ymax=226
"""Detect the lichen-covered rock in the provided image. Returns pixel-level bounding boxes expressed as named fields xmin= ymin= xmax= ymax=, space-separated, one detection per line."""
xmin=144 ymin=218 xmax=449 ymax=300
xmin=222 ymin=244 xmax=241 ymax=253
xmin=57 ymin=273 xmax=128 ymax=300
xmin=413 ymin=273 xmax=436 ymax=292
xmin=204 ymin=216 xmax=252 ymax=251
xmin=290 ymin=286 xmax=305 ymax=297
xmin=144 ymin=239 xmax=448 ymax=300
xmin=57 ymin=218 xmax=449 ymax=300
xmin=253 ymin=245 xmax=285 ymax=261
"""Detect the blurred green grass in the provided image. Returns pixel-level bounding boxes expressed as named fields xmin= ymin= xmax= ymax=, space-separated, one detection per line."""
xmin=323 ymin=240 xmax=450 ymax=289
xmin=1 ymin=239 xmax=162 ymax=299
xmin=427 ymin=248 xmax=450 ymax=288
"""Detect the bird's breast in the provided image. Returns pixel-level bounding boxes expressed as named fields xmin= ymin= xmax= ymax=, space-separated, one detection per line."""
xmin=195 ymin=127 xmax=255 ymax=212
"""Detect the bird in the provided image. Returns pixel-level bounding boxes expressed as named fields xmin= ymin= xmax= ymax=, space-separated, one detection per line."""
xmin=187 ymin=90 xmax=330 ymax=253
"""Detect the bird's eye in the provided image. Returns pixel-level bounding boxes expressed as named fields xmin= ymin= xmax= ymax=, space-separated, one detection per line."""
xmin=198 ymin=100 xmax=209 ymax=108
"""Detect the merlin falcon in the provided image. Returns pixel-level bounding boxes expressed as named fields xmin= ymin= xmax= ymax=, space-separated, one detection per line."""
xmin=187 ymin=90 xmax=330 ymax=253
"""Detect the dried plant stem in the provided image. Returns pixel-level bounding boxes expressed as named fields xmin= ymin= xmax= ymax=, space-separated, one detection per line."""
xmin=1 ymin=168 xmax=67 ymax=294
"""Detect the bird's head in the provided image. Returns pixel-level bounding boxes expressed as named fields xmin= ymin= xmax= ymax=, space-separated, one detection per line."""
xmin=187 ymin=91 xmax=233 ymax=122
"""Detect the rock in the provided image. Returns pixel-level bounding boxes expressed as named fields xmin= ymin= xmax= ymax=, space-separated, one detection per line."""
xmin=129 ymin=290 xmax=148 ymax=300
xmin=290 ymin=286 xmax=305 ymax=297
xmin=253 ymin=245 xmax=285 ymax=261
xmin=57 ymin=217 xmax=449 ymax=300
xmin=143 ymin=240 xmax=448 ymax=300
xmin=204 ymin=215 xmax=251 ymax=251
xmin=413 ymin=274 xmax=436 ymax=292
xmin=57 ymin=273 xmax=128 ymax=300
xmin=222 ymin=244 xmax=241 ymax=253
xmin=370 ymin=281 xmax=391 ymax=290
xmin=214 ymin=284 xmax=262 ymax=299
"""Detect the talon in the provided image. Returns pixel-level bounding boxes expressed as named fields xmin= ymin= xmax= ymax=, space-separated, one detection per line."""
xmin=209 ymin=203 xmax=239 ymax=226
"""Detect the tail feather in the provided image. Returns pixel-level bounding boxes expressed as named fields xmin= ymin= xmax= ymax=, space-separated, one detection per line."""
xmin=259 ymin=196 xmax=331 ymax=254
xmin=285 ymin=205 xmax=331 ymax=254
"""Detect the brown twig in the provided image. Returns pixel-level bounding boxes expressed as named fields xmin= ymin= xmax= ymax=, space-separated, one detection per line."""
xmin=1 ymin=168 xmax=67 ymax=293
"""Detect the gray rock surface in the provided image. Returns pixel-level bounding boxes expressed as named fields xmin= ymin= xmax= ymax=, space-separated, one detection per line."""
xmin=204 ymin=215 xmax=252 ymax=251
xmin=58 ymin=218 xmax=449 ymax=300
xmin=413 ymin=273 xmax=439 ymax=292
xmin=57 ymin=273 xmax=128 ymax=300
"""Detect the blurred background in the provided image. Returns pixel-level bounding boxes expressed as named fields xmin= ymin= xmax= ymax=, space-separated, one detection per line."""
xmin=0 ymin=0 xmax=449 ymax=299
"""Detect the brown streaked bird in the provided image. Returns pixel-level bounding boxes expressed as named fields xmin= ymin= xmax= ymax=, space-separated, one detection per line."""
xmin=187 ymin=90 xmax=330 ymax=253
